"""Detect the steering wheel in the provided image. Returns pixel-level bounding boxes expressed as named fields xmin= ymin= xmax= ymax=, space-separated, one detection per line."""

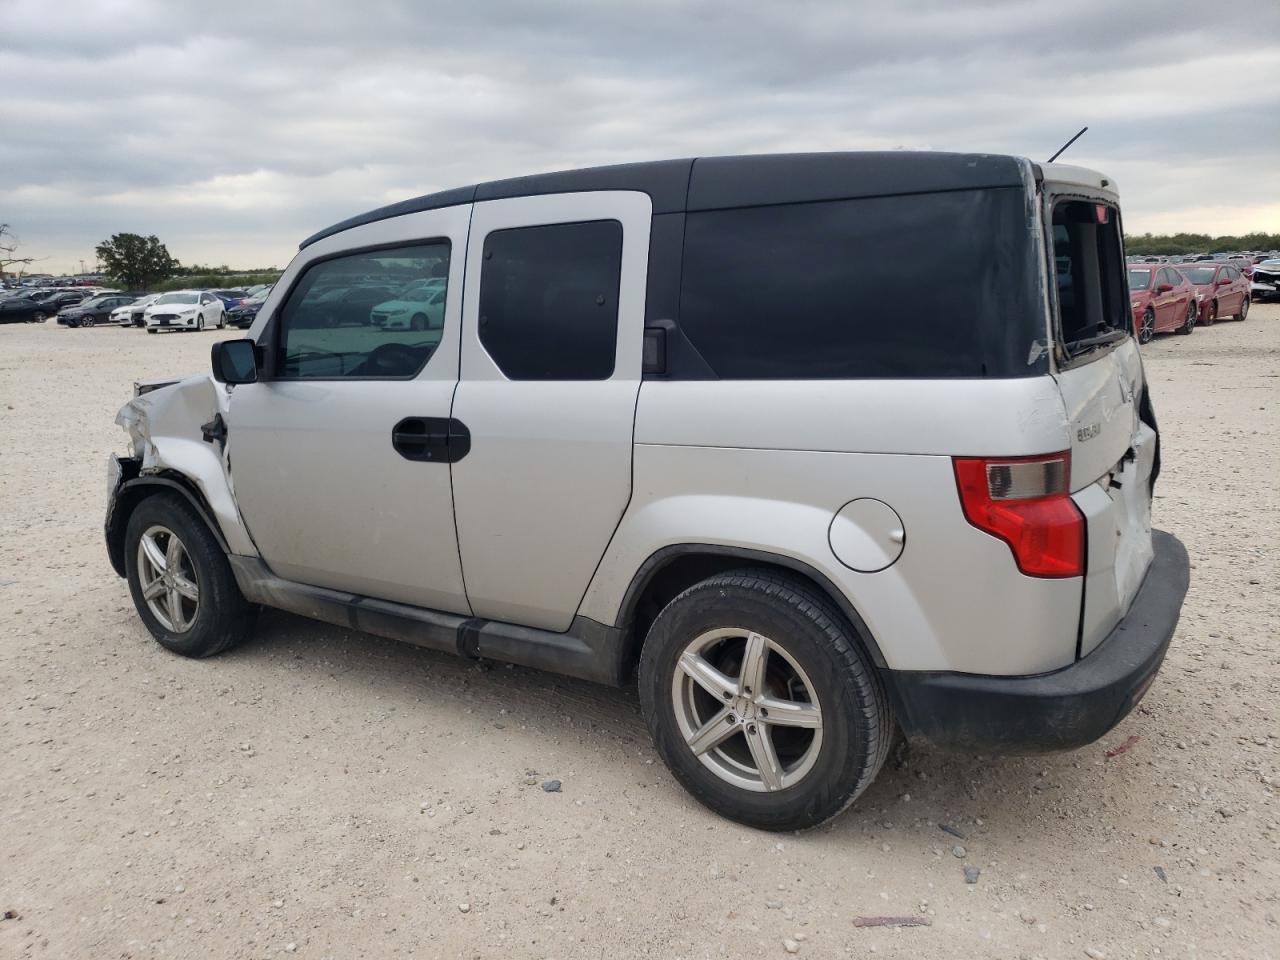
xmin=361 ymin=342 xmax=422 ymax=376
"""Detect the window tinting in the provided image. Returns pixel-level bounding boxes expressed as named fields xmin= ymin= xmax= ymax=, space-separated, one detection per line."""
xmin=1051 ymin=201 xmax=1127 ymax=347
xmin=277 ymin=241 xmax=450 ymax=379
xmin=678 ymin=188 xmax=1044 ymax=379
xmin=478 ymin=220 xmax=622 ymax=380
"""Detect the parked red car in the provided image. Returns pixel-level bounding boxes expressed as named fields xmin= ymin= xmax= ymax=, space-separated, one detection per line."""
xmin=1179 ymin=263 xmax=1251 ymax=325
xmin=1129 ymin=264 xmax=1198 ymax=343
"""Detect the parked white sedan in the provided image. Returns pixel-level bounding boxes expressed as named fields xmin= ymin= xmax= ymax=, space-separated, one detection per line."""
xmin=113 ymin=293 xmax=160 ymax=327
xmin=143 ymin=291 xmax=226 ymax=333
xmin=370 ymin=278 xmax=446 ymax=331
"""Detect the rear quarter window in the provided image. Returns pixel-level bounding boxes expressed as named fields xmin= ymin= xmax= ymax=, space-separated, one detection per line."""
xmin=677 ymin=187 xmax=1044 ymax=379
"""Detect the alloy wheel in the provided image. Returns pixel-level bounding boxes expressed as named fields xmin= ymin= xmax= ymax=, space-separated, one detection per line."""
xmin=1239 ymin=297 xmax=1249 ymax=321
xmin=671 ymin=628 xmax=823 ymax=792
xmin=1139 ymin=309 xmax=1155 ymax=344
xmin=136 ymin=524 xmax=200 ymax=632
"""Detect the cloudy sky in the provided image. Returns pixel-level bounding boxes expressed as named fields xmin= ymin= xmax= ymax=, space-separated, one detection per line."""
xmin=2 ymin=0 xmax=1278 ymax=275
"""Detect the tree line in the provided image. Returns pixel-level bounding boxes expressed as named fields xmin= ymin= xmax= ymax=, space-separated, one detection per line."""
xmin=1124 ymin=232 xmax=1280 ymax=256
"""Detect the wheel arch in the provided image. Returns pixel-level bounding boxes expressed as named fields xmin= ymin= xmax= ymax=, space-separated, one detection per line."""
xmin=613 ymin=544 xmax=890 ymax=684
xmin=106 ymin=472 xmax=230 ymax=578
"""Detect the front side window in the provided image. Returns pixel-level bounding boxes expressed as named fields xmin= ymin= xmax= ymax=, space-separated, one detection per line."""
xmin=478 ymin=220 xmax=622 ymax=380
xmin=276 ymin=241 xmax=451 ymax=379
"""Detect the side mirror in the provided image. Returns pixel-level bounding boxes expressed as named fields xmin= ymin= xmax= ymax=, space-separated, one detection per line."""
xmin=1217 ymin=277 xmax=1231 ymax=286
xmin=211 ymin=339 xmax=259 ymax=384
xmin=1156 ymin=283 xmax=1174 ymax=293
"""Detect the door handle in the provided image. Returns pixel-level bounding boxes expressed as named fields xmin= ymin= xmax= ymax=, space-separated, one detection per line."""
xmin=392 ymin=417 xmax=470 ymax=463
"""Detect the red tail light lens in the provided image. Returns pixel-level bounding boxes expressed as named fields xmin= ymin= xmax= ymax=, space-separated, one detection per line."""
xmin=952 ymin=452 xmax=1084 ymax=578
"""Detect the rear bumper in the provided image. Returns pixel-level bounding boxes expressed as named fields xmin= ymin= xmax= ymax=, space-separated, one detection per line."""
xmin=890 ymin=528 xmax=1189 ymax=754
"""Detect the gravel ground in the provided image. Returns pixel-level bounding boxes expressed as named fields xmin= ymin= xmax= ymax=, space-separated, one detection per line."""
xmin=1 ymin=309 xmax=1276 ymax=960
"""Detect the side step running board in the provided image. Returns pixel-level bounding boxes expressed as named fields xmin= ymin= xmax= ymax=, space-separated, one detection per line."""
xmin=228 ymin=556 xmax=626 ymax=686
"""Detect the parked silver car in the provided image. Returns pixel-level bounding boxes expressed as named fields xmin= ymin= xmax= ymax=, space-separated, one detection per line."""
xmin=105 ymin=152 xmax=1189 ymax=830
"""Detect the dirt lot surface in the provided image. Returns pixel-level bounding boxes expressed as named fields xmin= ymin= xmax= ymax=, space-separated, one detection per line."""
xmin=1 ymin=309 xmax=1277 ymax=960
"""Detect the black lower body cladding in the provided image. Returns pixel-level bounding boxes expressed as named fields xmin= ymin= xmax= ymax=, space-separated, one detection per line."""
xmin=889 ymin=529 xmax=1189 ymax=754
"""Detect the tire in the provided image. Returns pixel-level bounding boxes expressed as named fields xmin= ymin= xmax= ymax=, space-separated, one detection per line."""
xmin=124 ymin=492 xmax=255 ymax=658
xmin=84 ymin=316 xmax=95 ymax=328
xmin=32 ymin=311 xmax=47 ymax=323
xmin=1234 ymin=296 xmax=1249 ymax=322
xmin=410 ymin=313 xmax=428 ymax=331
xmin=218 ymin=310 xmax=226 ymax=329
xmin=1178 ymin=300 xmax=1196 ymax=335
xmin=196 ymin=315 xmax=204 ymax=332
xmin=638 ymin=569 xmax=892 ymax=831
xmin=1205 ymin=300 xmax=1218 ymax=326
xmin=1138 ymin=308 xmax=1155 ymax=344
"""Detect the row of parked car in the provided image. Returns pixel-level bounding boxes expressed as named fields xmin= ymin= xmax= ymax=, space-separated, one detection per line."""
xmin=1128 ymin=260 xmax=1255 ymax=342
xmin=0 ymin=284 xmax=273 ymax=330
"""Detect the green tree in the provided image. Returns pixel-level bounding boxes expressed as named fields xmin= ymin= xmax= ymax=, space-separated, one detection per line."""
xmin=95 ymin=233 xmax=179 ymax=291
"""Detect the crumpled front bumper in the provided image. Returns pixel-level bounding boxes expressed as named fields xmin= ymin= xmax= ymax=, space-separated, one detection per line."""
xmin=889 ymin=528 xmax=1190 ymax=754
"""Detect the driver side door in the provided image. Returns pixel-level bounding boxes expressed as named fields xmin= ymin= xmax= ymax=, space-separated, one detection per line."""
xmin=226 ymin=202 xmax=472 ymax=613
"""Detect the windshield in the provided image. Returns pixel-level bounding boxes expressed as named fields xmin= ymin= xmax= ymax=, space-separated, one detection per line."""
xmin=1181 ymin=267 xmax=1218 ymax=284
xmin=155 ymin=292 xmax=198 ymax=305
xmin=1127 ymin=269 xmax=1151 ymax=290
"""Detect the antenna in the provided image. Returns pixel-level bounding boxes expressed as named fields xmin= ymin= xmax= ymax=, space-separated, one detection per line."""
xmin=1047 ymin=127 xmax=1088 ymax=164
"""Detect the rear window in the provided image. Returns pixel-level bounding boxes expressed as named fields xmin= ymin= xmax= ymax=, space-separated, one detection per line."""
xmin=1050 ymin=200 xmax=1128 ymax=352
xmin=678 ymin=187 xmax=1044 ymax=379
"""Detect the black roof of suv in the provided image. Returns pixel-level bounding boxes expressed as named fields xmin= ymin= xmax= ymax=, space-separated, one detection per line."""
xmin=300 ymin=151 xmax=1029 ymax=250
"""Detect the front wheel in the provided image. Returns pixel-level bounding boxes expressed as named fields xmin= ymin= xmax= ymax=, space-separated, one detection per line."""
xmin=1178 ymin=300 xmax=1197 ymax=335
xmin=124 ymin=493 xmax=255 ymax=658
xmin=1138 ymin=308 xmax=1155 ymax=344
xmin=639 ymin=570 xmax=892 ymax=831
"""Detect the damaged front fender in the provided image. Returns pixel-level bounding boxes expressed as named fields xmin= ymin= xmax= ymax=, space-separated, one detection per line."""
xmin=114 ymin=374 xmax=258 ymax=558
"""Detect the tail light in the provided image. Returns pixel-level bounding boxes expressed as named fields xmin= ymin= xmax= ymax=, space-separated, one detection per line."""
xmin=952 ymin=452 xmax=1084 ymax=578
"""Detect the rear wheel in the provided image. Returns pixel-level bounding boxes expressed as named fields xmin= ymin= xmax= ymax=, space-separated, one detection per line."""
xmin=411 ymin=312 xmax=428 ymax=331
xmin=1178 ymin=300 xmax=1197 ymax=335
xmin=1202 ymin=300 xmax=1216 ymax=326
xmin=32 ymin=310 xmax=47 ymax=323
xmin=1234 ymin=296 xmax=1249 ymax=321
xmin=124 ymin=493 xmax=255 ymax=658
xmin=639 ymin=570 xmax=891 ymax=831
xmin=196 ymin=315 xmax=205 ymax=332
xmin=84 ymin=316 xmax=95 ymax=328
xmin=218 ymin=310 xmax=226 ymax=329
xmin=1138 ymin=308 xmax=1155 ymax=344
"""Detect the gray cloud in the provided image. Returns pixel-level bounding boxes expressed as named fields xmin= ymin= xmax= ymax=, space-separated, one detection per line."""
xmin=2 ymin=0 xmax=1277 ymax=273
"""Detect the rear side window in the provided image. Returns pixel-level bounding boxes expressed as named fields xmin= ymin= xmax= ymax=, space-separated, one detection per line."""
xmin=478 ymin=220 xmax=622 ymax=380
xmin=1050 ymin=201 xmax=1127 ymax=350
xmin=678 ymin=188 xmax=1044 ymax=379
